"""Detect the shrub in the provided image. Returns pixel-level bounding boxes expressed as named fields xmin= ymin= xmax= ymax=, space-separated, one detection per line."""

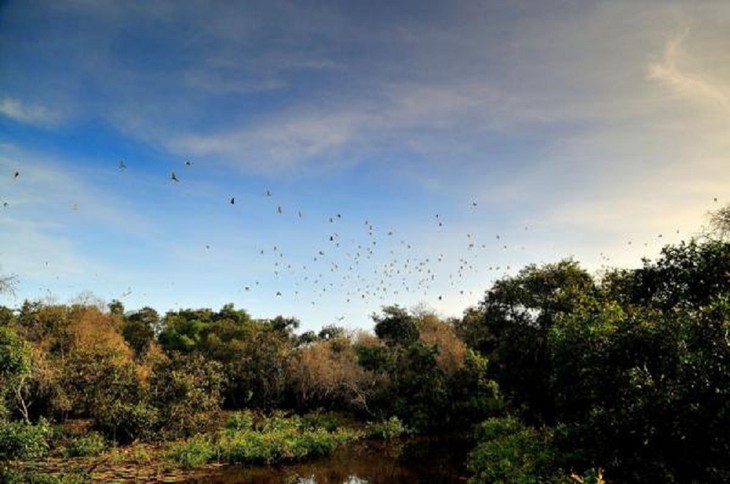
xmin=0 ymin=418 xmax=51 ymax=461
xmin=364 ymin=416 xmax=407 ymax=440
xmin=467 ymin=417 xmax=559 ymax=483
xmin=93 ymin=400 xmax=159 ymax=443
xmin=149 ymin=353 xmax=223 ymax=438
xmin=167 ymin=434 xmax=216 ymax=468
xmin=62 ymin=431 xmax=106 ymax=457
xmin=167 ymin=413 xmax=360 ymax=467
xmin=225 ymin=410 xmax=255 ymax=431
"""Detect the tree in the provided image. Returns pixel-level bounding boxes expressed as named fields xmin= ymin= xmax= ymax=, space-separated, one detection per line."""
xmin=0 ymin=327 xmax=32 ymax=422
xmin=148 ymin=353 xmax=223 ymax=438
xmin=474 ymin=259 xmax=595 ymax=423
xmin=0 ymin=274 xmax=17 ymax=298
xmin=318 ymin=324 xmax=345 ymax=341
xmin=706 ymin=203 xmax=730 ymax=241
xmin=373 ymin=305 xmax=419 ymax=347
xmin=107 ymin=299 xmax=124 ymax=316
xmin=289 ymin=334 xmax=379 ymax=413
xmin=122 ymin=307 xmax=159 ymax=359
xmin=549 ymin=240 xmax=730 ymax=482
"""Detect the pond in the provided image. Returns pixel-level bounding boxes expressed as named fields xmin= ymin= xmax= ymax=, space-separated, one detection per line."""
xmin=198 ymin=434 xmax=472 ymax=483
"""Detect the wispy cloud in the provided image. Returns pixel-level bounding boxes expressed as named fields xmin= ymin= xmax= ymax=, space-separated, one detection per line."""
xmin=648 ymin=30 xmax=730 ymax=110
xmin=0 ymin=98 xmax=63 ymax=127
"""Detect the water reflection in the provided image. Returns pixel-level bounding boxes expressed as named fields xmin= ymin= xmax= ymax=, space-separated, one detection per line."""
xmin=201 ymin=435 xmax=471 ymax=483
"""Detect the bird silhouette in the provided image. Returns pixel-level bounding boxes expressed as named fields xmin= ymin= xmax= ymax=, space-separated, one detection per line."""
xmin=230 ymin=197 xmax=235 ymax=205
xmin=170 ymin=171 xmax=180 ymax=182
xmin=13 ymin=171 xmax=19 ymax=179
xmin=118 ymin=160 xmax=127 ymax=170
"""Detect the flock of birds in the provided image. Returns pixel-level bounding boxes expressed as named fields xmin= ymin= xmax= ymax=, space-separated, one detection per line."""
xmin=3 ymin=164 xmax=721 ymax=322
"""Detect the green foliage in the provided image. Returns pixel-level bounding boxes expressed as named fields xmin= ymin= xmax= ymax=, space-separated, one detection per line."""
xmin=0 ymin=468 xmax=90 ymax=484
xmin=92 ymin=400 xmax=158 ymax=443
xmin=461 ymin=240 xmax=729 ymax=482
xmin=167 ymin=413 xmax=360 ymax=467
xmin=62 ymin=431 xmax=106 ymax=457
xmin=121 ymin=317 xmax=155 ymax=359
xmin=0 ymin=326 xmax=32 ymax=420
xmin=149 ymin=353 xmax=223 ymax=438
xmin=0 ymin=306 xmax=15 ymax=327
xmin=363 ymin=307 xmax=502 ymax=431
xmin=157 ymin=305 xmax=298 ymax=409
xmin=373 ymin=305 xmax=419 ymax=347
xmin=364 ymin=416 xmax=407 ymax=440
xmin=550 ymin=293 xmax=730 ymax=481
xmin=467 ymin=417 xmax=559 ymax=484
xmin=374 ymin=306 xmax=414 ymax=345
xmin=0 ymin=418 xmax=51 ymax=461
xmin=448 ymin=349 xmax=504 ymax=425
xmin=225 ymin=409 xmax=255 ymax=431
xmin=607 ymin=240 xmax=730 ymax=312
xmin=318 ymin=324 xmax=345 ymax=341
xmin=300 ymin=411 xmax=347 ymax=432
xmin=166 ymin=434 xmax=216 ymax=468
xmin=473 ymin=260 xmax=595 ymax=423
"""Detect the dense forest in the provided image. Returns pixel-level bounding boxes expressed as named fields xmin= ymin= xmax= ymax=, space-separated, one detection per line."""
xmin=1 ymin=208 xmax=729 ymax=483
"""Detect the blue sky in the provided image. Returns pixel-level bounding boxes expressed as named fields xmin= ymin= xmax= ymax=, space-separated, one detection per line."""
xmin=1 ymin=1 xmax=728 ymax=331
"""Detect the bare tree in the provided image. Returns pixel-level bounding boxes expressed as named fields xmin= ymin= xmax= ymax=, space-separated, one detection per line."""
xmin=0 ymin=273 xmax=18 ymax=297
xmin=707 ymin=203 xmax=730 ymax=241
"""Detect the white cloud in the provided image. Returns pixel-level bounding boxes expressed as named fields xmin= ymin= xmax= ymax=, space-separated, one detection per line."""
xmin=648 ymin=30 xmax=730 ymax=110
xmin=0 ymin=98 xmax=62 ymax=127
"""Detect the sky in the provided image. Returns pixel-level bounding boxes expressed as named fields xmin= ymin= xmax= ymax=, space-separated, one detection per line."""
xmin=1 ymin=0 xmax=728 ymax=332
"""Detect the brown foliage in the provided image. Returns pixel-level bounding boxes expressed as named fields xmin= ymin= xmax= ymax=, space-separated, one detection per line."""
xmin=290 ymin=335 xmax=383 ymax=412
xmin=418 ymin=314 xmax=466 ymax=376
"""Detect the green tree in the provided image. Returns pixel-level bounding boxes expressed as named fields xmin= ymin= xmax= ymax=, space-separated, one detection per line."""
xmin=373 ymin=305 xmax=419 ymax=347
xmin=122 ymin=307 xmax=159 ymax=359
xmin=149 ymin=353 xmax=223 ymax=438
xmin=474 ymin=260 xmax=595 ymax=423
xmin=0 ymin=327 xmax=32 ymax=422
xmin=550 ymin=240 xmax=730 ymax=482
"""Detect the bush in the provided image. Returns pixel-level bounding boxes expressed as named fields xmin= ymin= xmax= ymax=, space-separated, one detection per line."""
xmin=467 ymin=417 xmax=559 ymax=483
xmin=225 ymin=410 xmax=255 ymax=431
xmin=93 ymin=400 xmax=159 ymax=443
xmin=364 ymin=416 xmax=407 ymax=440
xmin=149 ymin=353 xmax=223 ymax=438
xmin=62 ymin=431 xmax=106 ymax=457
xmin=0 ymin=418 xmax=51 ymax=462
xmin=167 ymin=434 xmax=216 ymax=468
xmin=167 ymin=413 xmax=360 ymax=467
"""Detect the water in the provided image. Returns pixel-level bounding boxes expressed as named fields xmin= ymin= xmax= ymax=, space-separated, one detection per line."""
xmin=200 ymin=434 xmax=472 ymax=483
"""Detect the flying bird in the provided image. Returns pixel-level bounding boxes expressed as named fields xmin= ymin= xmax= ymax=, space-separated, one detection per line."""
xmin=185 ymin=160 xmax=193 ymax=166
xmin=266 ymin=189 xmax=272 ymax=197
xmin=230 ymin=197 xmax=235 ymax=205
xmin=13 ymin=171 xmax=19 ymax=179
xmin=170 ymin=171 xmax=180 ymax=182
xmin=118 ymin=160 xmax=127 ymax=170
xmin=277 ymin=206 xmax=283 ymax=214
